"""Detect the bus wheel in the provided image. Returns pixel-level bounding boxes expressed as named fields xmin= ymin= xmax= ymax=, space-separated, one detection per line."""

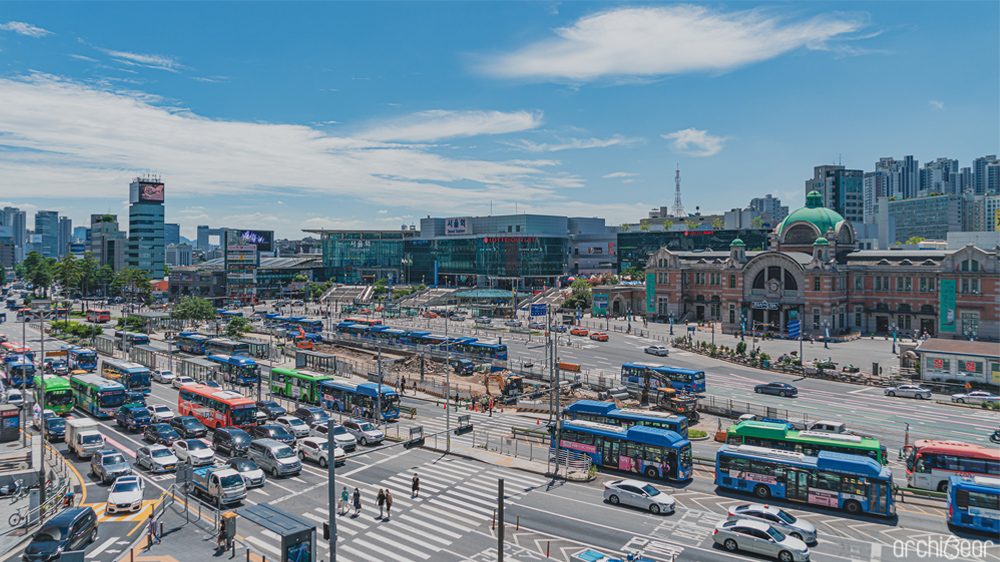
xmin=844 ymin=500 xmax=862 ymax=515
xmin=645 ymin=467 xmax=658 ymax=479
xmin=937 ymin=481 xmax=948 ymax=493
xmin=754 ymin=485 xmax=771 ymax=499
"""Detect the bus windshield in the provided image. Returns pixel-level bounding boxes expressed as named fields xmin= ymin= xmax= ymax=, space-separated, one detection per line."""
xmin=229 ymin=406 xmax=257 ymax=427
xmin=100 ymin=390 xmax=126 ymax=409
xmin=130 ymin=371 xmax=151 ymax=389
xmin=47 ymin=390 xmax=74 ymax=407
xmin=381 ymin=395 xmax=400 ymax=411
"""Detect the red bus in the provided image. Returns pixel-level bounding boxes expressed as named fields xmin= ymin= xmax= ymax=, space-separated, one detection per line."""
xmin=0 ymin=341 xmax=34 ymax=362
xmin=904 ymin=439 xmax=1000 ymax=492
xmin=344 ymin=317 xmax=382 ymax=327
xmin=177 ymin=383 xmax=257 ymax=430
xmin=15 ymin=309 xmax=31 ymax=321
xmin=86 ymin=309 xmax=111 ymax=323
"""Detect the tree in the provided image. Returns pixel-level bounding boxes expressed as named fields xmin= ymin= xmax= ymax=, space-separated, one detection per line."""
xmin=684 ymin=219 xmax=699 ymax=231
xmin=373 ymin=278 xmax=389 ymax=295
xmin=225 ymin=317 xmax=253 ymax=339
xmin=55 ymin=254 xmax=82 ymax=294
xmin=96 ymin=265 xmax=114 ymax=297
xmin=172 ymin=296 xmax=217 ymax=322
xmin=562 ymin=278 xmax=593 ymax=310
xmin=23 ymin=252 xmax=54 ymax=296
xmin=905 ymin=236 xmax=925 ymax=245
xmin=621 ymin=265 xmax=644 ymax=279
xmin=12 ymin=262 xmax=25 ymax=279
xmin=620 ymin=224 xmax=631 ymax=232
xmin=292 ymin=274 xmax=308 ymax=283
xmin=750 ymin=216 xmax=764 ymax=229
xmin=111 ymin=268 xmax=153 ymax=304
xmin=639 ymin=224 xmax=650 ymax=232
xmin=0 ymin=266 xmax=5 ymax=287
xmin=712 ymin=217 xmax=725 ymax=230
xmin=77 ymin=253 xmax=98 ymax=298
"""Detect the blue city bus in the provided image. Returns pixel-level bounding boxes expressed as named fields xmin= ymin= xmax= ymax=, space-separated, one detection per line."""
xmin=948 ymin=475 xmax=1000 ymax=534
xmin=176 ymin=332 xmax=212 ymax=355
xmin=552 ymin=420 xmax=692 ymax=482
xmin=621 ymin=363 xmax=706 ymax=394
xmin=116 ymin=332 xmax=150 ymax=348
xmin=335 ymin=322 xmax=372 ymax=338
xmin=101 ymin=358 xmax=152 ymax=394
xmin=205 ymin=338 xmax=250 ymax=357
xmin=450 ymin=338 xmax=508 ymax=360
xmin=290 ymin=318 xmax=323 ymax=334
xmin=70 ymin=372 xmax=126 ymax=418
xmin=216 ymin=309 xmax=244 ymax=318
xmin=407 ymin=332 xmax=447 ymax=347
xmin=206 ymin=354 xmax=259 ymax=386
xmin=2 ymin=358 xmax=35 ymax=388
xmin=368 ymin=327 xmax=408 ymax=345
xmin=319 ymin=378 xmax=400 ymax=421
xmin=64 ymin=345 xmax=99 ymax=372
xmin=562 ymin=400 xmax=689 ymax=438
xmin=715 ymin=445 xmax=895 ymax=517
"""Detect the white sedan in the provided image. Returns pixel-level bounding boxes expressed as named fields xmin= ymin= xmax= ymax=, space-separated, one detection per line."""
xmin=276 ymin=416 xmax=310 ymax=438
xmin=136 ymin=444 xmax=179 ymax=473
xmin=884 ymin=385 xmax=932 ymax=400
xmin=951 ymin=391 xmax=1000 ymax=405
xmin=644 ymin=345 xmax=669 ymax=357
xmin=603 ymin=479 xmax=675 ymax=515
xmin=296 ymin=437 xmax=344 ymax=467
xmin=153 ymin=369 xmax=176 ymax=384
xmin=106 ymin=476 xmax=145 ymax=514
xmin=172 ymin=376 xmax=196 ymax=389
xmin=146 ymin=404 xmax=175 ymax=423
xmin=172 ymin=439 xmax=215 ymax=466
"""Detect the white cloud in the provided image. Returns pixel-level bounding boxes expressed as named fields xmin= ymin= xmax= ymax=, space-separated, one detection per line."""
xmin=360 ymin=110 xmax=542 ymax=142
xmin=98 ymin=49 xmax=181 ymax=71
xmin=929 ymin=100 xmax=944 ymax=110
xmin=505 ymin=135 xmax=640 ymax=152
xmin=661 ymin=128 xmax=729 ymax=157
xmin=0 ymin=73 xmax=575 ymax=219
xmin=602 ymin=171 xmax=638 ymax=179
xmin=0 ymin=21 xmax=52 ymax=38
xmin=377 ymin=209 xmax=388 ymax=214
xmin=480 ymin=5 xmax=868 ymax=82
xmin=69 ymin=54 xmax=98 ymax=62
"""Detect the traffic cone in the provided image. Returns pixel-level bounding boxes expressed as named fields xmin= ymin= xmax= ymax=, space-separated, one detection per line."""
xmin=536 ymin=417 xmax=539 ymax=425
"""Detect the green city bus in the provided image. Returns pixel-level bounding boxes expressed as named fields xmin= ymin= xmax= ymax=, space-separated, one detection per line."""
xmin=34 ymin=375 xmax=74 ymax=415
xmin=269 ymin=367 xmax=332 ymax=405
xmin=726 ymin=420 xmax=888 ymax=465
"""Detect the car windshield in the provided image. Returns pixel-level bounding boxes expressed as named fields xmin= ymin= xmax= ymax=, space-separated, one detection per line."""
xmin=103 ymin=454 xmax=125 ymax=465
xmin=34 ymin=525 xmax=68 ymax=542
xmin=274 ymin=447 xmax=296 ymax=459
xmin=219 ymin=474 xmax=243 ymax=488
xmin=81 ymin=434 xmax=102 ymax=444
xmin=775 ymin=509 xmax=796 ymax=524
xmin=159 ymin=371 xmax=173 ymax=376
xmin=153 ymin=406 xmax=170 ymax=413
xmin=112 ymin=481 xmax=141 ymax=493
xmin=260 ymin=401 xmax=277 ymax=408
xmin=314 ymin=441 xmax=329 ymax=451
xmin=272 ymin=427 xmax=292 ymax=438
xmin=331 ymin=426 xmax=347 ymax=435
xmin=47 ymin=419 xmax=65 ymax=430
xmin=286 ymin=418 xmax=305 ymax=426
xmin=640 ymin=484 xmax=661 ymax=496
xmin=183 ymin=419 xmax=202 ymax=428
xmin=765 ymin=526 xmax=786 ymax=542
xmin=151 ymin=449 xmax=173 ymax=458
xmin=232 ymin=459 xmax=257 ymax=471
xmin=230 ymin=432 xmax=250 ymax=444
xmin=358 ymin=422 xmax=376 ymax=432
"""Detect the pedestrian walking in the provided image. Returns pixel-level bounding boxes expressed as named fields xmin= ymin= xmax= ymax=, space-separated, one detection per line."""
xmin=376 ymin=488 xmax=386 ymax=518
xmin=385 ymin=490 xmax=393 ymax=520
xmin=340 ymin=486 xmax=349 ymax=515
xmin=147 ymin=515 xmax=157 ymax=546
xmin=411 ymin=474 xmax=420 ymax=498
xmin=352 ymin=487 xmax=361 ymax=517
xmin=488 ymin=396 xmax=493 ymax=417
xmin=217 ymin=526 xmax=227 ymax=552
xmin=400 ymin=376 xmax=406 ymax=395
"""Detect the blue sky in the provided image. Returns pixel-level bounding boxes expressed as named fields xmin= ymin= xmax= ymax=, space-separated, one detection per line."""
xmin=0 ymin=2 xmax=996 ymax=239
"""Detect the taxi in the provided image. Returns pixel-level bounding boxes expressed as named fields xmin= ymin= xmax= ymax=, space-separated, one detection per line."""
xmin=570 ymin=327 xmax=589 ymax=336
xmin=589 ymin=331 xmax=609 ymax=342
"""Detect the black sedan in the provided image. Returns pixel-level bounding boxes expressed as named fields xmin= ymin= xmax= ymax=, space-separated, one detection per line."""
xmin=170 ymin=416 xmax=207 ymax=438
xmin=256 ymin=400 xmax=286 ymax=420
xmin=143 ymin=423 xmax=181 ymax=446
xmin=753 ymin=382 xmax=798 ymax=398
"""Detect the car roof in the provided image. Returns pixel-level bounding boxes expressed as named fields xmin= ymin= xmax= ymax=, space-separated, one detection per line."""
xmin=114 ymin=475 xmax=140 ymax=484
xmin=735 ymin=503 xmax=779 ymax=513
xmin=615 ymin=479 xmax=651 ymax=488
xmin=147 ymin=444 xmax=170 ymax=451
xmin=726 ymin=518 xmax=770 ymax=531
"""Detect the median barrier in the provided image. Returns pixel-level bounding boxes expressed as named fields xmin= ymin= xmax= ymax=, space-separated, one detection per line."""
xmin=558 ymin=361 xmax=581 ymax=372
xmin=516 ymin=400 xmax=553 ymax=414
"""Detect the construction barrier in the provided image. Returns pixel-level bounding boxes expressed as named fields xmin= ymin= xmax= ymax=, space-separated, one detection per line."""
xmin=558 ymin=362 xmax=581 ymax=372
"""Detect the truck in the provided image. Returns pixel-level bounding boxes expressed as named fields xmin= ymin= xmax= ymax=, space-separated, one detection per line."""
xmin=66 ymin=418 xmax=104 ymax=459
xmin=449 ymin=358 xmax=474 ymax=375
xmin=190 ymin=466 xmax=247 ymax=506
xmin=652 ymin=387 xmax=700 ymax=423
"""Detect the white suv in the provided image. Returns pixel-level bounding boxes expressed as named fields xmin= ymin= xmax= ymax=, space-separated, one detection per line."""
xmin=342 ymin=420 xmax=384 ymax=446
xmin=153 ymin=370 xmax=176 ymax=383
xmin=310 ymin=422 xmax=357 ymax=452
xmin=276 ymin=416 xmax=310 ymax=438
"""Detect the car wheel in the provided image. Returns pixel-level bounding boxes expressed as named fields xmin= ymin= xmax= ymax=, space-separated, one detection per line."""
xmin=887 ymin=391 xmax=896 ymax=397
xmin=319 ymin=457 xmax=327 ymax=468
xmin=790 ymin=532 xmax=803 ymax=541
xmin=360 ymin=437 xmax=368 ymax=446
xmin=754 ymin=484 xmax=771 ymax=499
xmin=778 ymin=551 xmax=794 ymax=562
xmin=89 ymin=529 xmax=98 ymax=545
xmin=271 ymin=467 xmax=279 ymax=478
xmin=298 ymin=451 xmax=305 ymax=461
xmin=754 ymin=388 xmax=762 ymax=394
xmin=723 ymin=539 xmax=738 ymax=552
xmin=844 ymin=499 xmax=862 ymax=515
xmin=645 ymin=466 xmax=658 ymax=479
xmin=649 ymin=504 xmax=660 ymax=515
xmin=608 ymin=494 xmax=620 ymax=505
xmin=779 ymin=391 xmax=787 ymax=397
xmin=957 ymin=398 xmax=965 ymax=404
xmin=916 ymin=394 xmax=925 ymax=400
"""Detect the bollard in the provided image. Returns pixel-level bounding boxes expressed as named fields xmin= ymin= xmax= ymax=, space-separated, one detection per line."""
xmin=492 ymin=508 xmax=497 ymax=530
xmin=547 ymin=541 xmax=550 ymax=557
xmin=516 ymin=515 xmax=519 ymax=530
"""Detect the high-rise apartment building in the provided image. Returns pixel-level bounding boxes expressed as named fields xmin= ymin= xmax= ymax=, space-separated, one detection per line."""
xmin=128 ymin=177 xmax=166 ymax=277
xmin=973 ymin=155 xmax=998 ymax=195
xmin=0 ymin=207 xmax=26 ymax=262
xmin=806 ymin=165 xmax=864 ymax=224
xmin=863 ymin=156 xmax=921 ymax=220
xmin=919 ymin=157 xmax=960 ymax=196
xmin=58 ymin=216 xmax=72 ymax=258
xmin=90 ymin=214 xmax=128 ymax=272
xmin=164 ymin=223 xmax=180 ymax=247
xmin=34 ymin=210 xmax=60 ymax=258
xmin=748 ymin=194 xmax=789 ymax=224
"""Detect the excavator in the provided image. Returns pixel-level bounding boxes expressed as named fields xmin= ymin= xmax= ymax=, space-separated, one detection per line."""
xmin=639 ymin=366 xmax=699 ymax=422
xmin=293 ymin=327 xmax=314 ymax=350
xmin=484 ymin=371 xmax=525 ymax=403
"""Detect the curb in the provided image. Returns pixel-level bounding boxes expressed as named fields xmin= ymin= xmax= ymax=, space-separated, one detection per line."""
xmin=688 ymin=435 xmax=711 ymax=441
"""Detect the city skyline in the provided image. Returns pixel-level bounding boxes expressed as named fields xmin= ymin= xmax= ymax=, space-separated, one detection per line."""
xmin=0 ymin=2 xmax=997 ymax=239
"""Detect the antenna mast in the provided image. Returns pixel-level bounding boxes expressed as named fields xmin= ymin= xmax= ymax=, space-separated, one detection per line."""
xmin=672 ymin=165 xmax=684 ymax=217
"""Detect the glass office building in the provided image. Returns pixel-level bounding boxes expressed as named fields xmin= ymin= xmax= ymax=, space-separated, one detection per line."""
xmin=306 ymin=229 xmax=419 ymax=285
xmin=128 ymin=178 xmax=165 ymax=277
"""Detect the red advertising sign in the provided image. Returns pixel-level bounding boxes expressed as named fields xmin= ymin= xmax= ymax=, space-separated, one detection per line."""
xmin=933 ymin=359 xmax=944 ymax=369
xmin=965 ymin=362 xmax=977 ymax=372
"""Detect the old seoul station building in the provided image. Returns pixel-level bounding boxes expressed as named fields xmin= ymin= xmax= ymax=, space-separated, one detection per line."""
xmin=644 ymin=191 xmax=997 ymax=341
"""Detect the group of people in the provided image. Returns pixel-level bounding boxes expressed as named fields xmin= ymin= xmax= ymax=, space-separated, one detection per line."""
xmin=338 ymin=474 xmax=421 ymax=521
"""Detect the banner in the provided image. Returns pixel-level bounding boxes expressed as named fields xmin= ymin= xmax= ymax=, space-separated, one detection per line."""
xmin=592 ymin=295 xmax=608 ymax=316
xmin=645 ymin=273 xmax=656 ymax=313
xmin=939 ymin=279 xmax=956 ymax=332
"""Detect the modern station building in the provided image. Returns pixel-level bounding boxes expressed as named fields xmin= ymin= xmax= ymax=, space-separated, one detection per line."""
xmin=644 ymin=191 xmax=998 ymax=340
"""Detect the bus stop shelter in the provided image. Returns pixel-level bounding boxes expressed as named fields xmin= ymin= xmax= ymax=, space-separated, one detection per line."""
xmin=295 ymin=350 xmax=339 ymax=374
xmin=94 ymin=334 xmax=117 ymax=357
xmin=237 ymin=503 xmax=315 ymax=562
xmin=127 ymin=312 xmax=182 ymax=332
xmin=128 ymin=345 xmax=163 ymax=371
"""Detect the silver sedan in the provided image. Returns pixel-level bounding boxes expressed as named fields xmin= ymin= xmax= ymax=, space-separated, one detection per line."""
xmin=714 ymin=519 xmax=810 ymax=562
xmin=884 ymin=385 xmax=932 ymax=400
xmin=951 ymin=391 xmax=1000 ymax=405
xmin=603 ymin=479 xmax=675 ymax=515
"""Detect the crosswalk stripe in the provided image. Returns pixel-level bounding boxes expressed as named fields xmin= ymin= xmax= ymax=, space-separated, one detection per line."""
xmin=427 ymin=495 xmax=492 ymax=518
xmin=341 ymin=543 xmax=388 ymax=562
xmin=422 ymin=462 xmax=479 ymax=478
xmin=483 ymin=471 xmax=545 ymax=488
xmin=384 ymin=520 xmax=452 ymax=546
xmin=397 ymin=514 xmax=464 ymax=539
xmin=364 ymin=531 xmax=432 ymax=560
xmin=386 ymin=475 xmax=442 ymax=492
xmin=338 ymin=514 xmax=373 ymax=530
xmin=451 ymin=487 xmax=499 ymax=504
xmin=414 ymin=505 xmax=477 ymax=532
xmin=351 ymin=537 xmax=422 ymax=562
xmin=378 ymin=525 xmax=445 ymax=551
xmin=244 ymin=535 xmax=280 ymax=556
xmin=437 ymin=492 xmax=495 ymax=514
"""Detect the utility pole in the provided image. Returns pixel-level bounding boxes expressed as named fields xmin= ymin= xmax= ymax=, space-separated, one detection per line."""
xmin=445 ymin=316 xmax=451 ymax=453
xmin=328 ymin=433 xmax=337 ymax=561
xmin=497 ymin=478 xmax=505 ymax=562
xmin=376 ymin=341 xmax=383 ymax=430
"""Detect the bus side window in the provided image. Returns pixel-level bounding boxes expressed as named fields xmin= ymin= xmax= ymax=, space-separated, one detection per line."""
xmin=955 ymin=490 xmax=969 ymax=509
xmin=718 ymin=455 xmax=730 ymax=473
xmin=914 ymin=457 xmax=930 ymax=473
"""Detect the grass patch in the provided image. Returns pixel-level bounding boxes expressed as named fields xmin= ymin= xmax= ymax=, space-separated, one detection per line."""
xmin=688 ymin=429 xmax=708 ymax=438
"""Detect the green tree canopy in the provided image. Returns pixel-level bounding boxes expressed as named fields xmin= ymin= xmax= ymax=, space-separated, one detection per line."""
xmin=171 ymin=296 xmax=217 ymax=322
xmin=111 ymin=267 xmax=153 ymax=303
xmin=23 ymin=252 xmax=55 ymax=295
xmin=563 ymin=278 xmax=593 ymax=310
xmin=225 ymin=317 xmax=253 ymax=339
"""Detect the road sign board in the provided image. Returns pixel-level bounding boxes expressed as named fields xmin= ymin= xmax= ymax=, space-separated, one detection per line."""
xmin=530 ymin=304 xmax=546 ymax=317
xmin=687 ymin=326 xmax=696 ymax=332
xmin=788 ymin=320 xmax=800 ymax=339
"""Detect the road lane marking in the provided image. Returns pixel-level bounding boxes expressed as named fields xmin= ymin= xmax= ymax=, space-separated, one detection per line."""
xmin=848 ymin=387 xmax=874 ymax=394
xmin=86 ymin=536 xmax=119 ymax=558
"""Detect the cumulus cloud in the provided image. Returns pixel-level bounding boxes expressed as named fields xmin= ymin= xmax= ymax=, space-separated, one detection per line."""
xmin=661 ymin=128 xmax=729 ymax=157
xmin=602 ymin=171 xmax=638 ymax=179
xmin=505 ymin=135 xmax=640 ymax=152
xmin=360 ymin=110 xmax=542 ymax=142
xmin=0 ymin=21 xmax=52 ymax=37
xmin=0 ymin=73 xmax=576 ymax=217
xmin=480 ymin=5 xmax=868 ymax=82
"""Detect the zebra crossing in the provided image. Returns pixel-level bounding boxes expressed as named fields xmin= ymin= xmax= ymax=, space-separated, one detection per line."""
xmin=410 ymin=406 xmax=531 ymax=447
xmin=241 ymin=458 xmax=548 ymax=562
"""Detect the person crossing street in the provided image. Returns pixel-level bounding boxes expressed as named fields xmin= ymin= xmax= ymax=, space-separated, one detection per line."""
xmin=411 ymin=474 xmax=420 ymax=498
xmin=376 ymin=488 xmax=385 ymax=519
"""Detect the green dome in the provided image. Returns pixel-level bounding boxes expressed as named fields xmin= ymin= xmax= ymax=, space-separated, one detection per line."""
xmin=730 ymin=238 xmax=746 ymax=247
xmin=813 ymin=237 xmax=830 ymax=246
xmin=776 ymin=191 xmax=846 ymax=236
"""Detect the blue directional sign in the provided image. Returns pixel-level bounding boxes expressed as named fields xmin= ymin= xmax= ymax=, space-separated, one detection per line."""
xmin=788 ymin=319 xmax=800 ymax=339
xmin=530 ymin=304 xmax=547 ymax=317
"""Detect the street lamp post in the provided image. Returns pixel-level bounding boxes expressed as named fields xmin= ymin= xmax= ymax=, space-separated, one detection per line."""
xmin=821 ymin=319 xmax=830 ymax=349
xmin=890 ymin=323 xmax=898 ymax=355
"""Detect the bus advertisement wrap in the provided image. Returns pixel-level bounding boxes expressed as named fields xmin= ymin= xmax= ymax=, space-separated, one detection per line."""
xmin=939 ymin=279 xmax=956 ymax=332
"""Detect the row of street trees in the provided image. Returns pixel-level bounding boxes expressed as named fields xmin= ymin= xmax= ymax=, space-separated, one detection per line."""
xmin=16 ymin=251 xmax=154 ymax=306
